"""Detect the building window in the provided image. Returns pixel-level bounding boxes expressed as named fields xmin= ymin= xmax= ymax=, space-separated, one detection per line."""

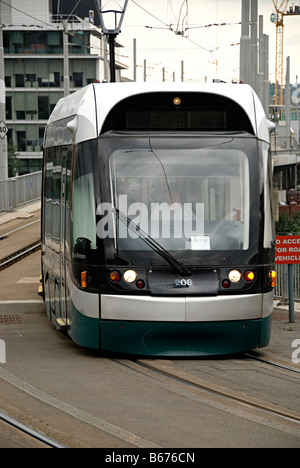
xmin=6 ymin=96 xmax=12 ymax=120
xmin=16 ymin=111 xmax=26 ymax=119
xmin=38 ymin=96 xmax=49 ymax=120
xmin=39 ymin=127 xmax=45 ymax=148
xmin=17 ymin=131 xmax=26 ymax=151
xmin=5 ymin=76 xmax=11 ymax=87
xmin=14 ymin=93 xmax=25 ymax=119
xmin=25 ymin=74 xmax=37 ymax=87
xmin=15 ymin=74 xmax=25 ymax=87
xmin=20 ymin=158 xmax=43 ymax=175
xmin=73 ymin=72 xmax=83 ymax=87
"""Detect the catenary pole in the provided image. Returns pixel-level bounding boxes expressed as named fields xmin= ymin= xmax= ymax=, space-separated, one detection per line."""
xmin=240 ymin=0 xmax=250 ymax=83
xmin=133 ymin=38 xmax=137 ymax=82
xmin=63 ymin=20 xmax=70 ymax=97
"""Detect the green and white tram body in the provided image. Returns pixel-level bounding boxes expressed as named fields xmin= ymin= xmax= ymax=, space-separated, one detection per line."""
xmin=42 ymin=82 xmax=276 ymax=356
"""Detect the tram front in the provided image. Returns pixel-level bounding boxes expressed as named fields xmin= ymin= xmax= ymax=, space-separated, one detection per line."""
xmin=93 ymin=90 xmax=275 ymax=356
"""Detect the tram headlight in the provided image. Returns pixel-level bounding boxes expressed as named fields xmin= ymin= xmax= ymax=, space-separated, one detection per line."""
xmin=228 ymin=270 xmax=242 ymax=283
xmin=123 ymin=270 xmax=137 ymax=283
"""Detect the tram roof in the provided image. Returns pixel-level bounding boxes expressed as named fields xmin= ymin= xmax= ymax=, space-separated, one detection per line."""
xmin=44 ymin=82 xmax=274 ymax=148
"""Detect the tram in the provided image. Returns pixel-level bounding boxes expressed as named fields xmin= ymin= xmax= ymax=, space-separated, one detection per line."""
xmin=41 ymin=82 xmax=276 ymax=356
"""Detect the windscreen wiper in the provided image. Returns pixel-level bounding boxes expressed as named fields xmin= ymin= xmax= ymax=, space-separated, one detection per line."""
xmin=115 ymin=208 xmax=191 ymax=277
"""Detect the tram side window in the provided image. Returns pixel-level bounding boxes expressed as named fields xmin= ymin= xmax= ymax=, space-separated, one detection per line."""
xmin=44 ymin=148 xmax=54 ymax=247
xmin=72 ymin=142 xmax=97 ymax=258
xmin=52 ymin=150 xmax=61 ymax=252
xmin=64 ymin=147 xmax=72 ymax=259
xmin=261 ymin=142 xmax=275 ymax=249
xmin=44 ymin=146 xmax=73 ymax=253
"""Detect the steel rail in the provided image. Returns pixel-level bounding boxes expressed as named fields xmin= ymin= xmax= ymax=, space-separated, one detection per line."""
xmin=245 ymin=351 xmax=300 ymax=374
xmin=0 ymin=410 xmax=67 ymax=448
xmin=134 ymin=359 xmax=300 ymax=424
xmin=0 ymin=219 xmax=41 ymax=241
xmin=0 ymin=366 xmax=161 ymax=449
xmin=0 ymin=242 xmax=41 ymax=271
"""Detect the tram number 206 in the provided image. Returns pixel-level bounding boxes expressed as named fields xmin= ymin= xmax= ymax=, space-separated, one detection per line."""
xmin=175 ymin=278 xmax=193 ymax=287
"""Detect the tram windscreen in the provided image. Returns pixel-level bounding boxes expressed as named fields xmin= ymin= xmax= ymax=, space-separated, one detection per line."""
xmin=109 ymin=148 xmax=250 ymax=252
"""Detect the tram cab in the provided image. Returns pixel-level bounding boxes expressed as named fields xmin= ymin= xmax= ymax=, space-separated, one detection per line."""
xmin=42 ymin=82 xmax=276 ymax=356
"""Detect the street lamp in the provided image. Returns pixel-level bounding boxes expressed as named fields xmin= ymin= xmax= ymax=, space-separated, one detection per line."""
xmin=99 ymin=0 xmax=129 ymax=82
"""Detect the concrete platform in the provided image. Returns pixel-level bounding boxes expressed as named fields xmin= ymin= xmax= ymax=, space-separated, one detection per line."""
xmin=0 ymin=201 xmax=41 ymax=262
xmin=0 ymin=200 xmax=41 ymax=226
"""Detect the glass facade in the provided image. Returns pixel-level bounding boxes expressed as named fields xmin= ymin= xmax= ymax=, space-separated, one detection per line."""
xmin=4 ymin=30 xmax=103 ymax=174
xmin=3 ymin=30 xmax=91 ymax=56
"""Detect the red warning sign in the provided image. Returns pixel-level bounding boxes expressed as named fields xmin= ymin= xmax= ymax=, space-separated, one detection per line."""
xmin=275 ymin=235 xmax=300 ymax=264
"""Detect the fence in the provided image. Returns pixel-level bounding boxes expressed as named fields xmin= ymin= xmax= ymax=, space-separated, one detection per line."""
xmin=0 ymin=171 xmax=42 ymax=212
xmin=275 ymin=263 xmax=300 ymax=303
xmin=271 ymin=133 xmax=300 ymax=153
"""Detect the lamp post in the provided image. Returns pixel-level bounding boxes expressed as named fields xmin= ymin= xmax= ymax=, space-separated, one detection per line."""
xmin=98 ymin=0 xmax=129 ymax=82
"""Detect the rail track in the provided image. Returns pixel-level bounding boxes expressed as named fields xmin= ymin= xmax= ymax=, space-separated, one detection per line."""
xmin=131 ymin=358 xmax=300 ymax=423
xmin=0 ymin=410 xmax=67 ymax=448
xmin=0 ymin=352 xmax=299 ymax=447
xmin=246 ymin=351 xmax=300 ymax=374
xmin=0 ymin=219 xmax=40 ymax=241
xmin=0 ymin=365 xmax=161 ymax=449
xmin=0 ymin=242 xmax=41 ymax=271
xmin=0 ymin=217 xmax=41 ymax=271
xmin=110 ymin=356 xmax=300 ymax=443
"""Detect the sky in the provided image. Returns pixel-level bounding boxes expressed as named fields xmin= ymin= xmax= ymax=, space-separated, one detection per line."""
xmin=107 ymin=0 xmax=300 ymax=84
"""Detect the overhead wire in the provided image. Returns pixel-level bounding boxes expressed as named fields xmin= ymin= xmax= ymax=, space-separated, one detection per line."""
xmin=133 ymin=0 xmax=240 ymax=54
xmin=0 ymin=0 xmax=240 ymax=81
xmin=131 ymin=0 xmax=169 ymax=28
xmin=66 ymin=0 xmax=84 ymax=22
xmin=175 ymin=0 xmax=189 ymax=35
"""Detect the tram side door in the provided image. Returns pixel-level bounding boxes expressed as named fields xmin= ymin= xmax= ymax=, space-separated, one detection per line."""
xmin=59 ymin=147 xmax=71 ymax=327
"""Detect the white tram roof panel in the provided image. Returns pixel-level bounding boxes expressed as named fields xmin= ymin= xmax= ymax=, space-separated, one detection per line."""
xmin=45 ymin=82 xmax=272 ymax=147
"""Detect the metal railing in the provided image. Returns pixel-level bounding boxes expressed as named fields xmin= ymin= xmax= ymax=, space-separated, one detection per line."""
xmin=275 ymin=263 xmax=300 ymax=303
xmin=271 ymin=134 xmax=300 ymax=154
xmin=0 ymin=172 xmax=42 ymax=212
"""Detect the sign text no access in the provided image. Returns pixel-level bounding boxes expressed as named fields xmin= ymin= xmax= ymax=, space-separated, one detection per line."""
xmin=275 ymin=235 xmax=300 ymax=264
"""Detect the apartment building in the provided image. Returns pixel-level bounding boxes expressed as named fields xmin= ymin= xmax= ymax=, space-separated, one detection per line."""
xmin=2 ymin=0 xmax=127 ymax=174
